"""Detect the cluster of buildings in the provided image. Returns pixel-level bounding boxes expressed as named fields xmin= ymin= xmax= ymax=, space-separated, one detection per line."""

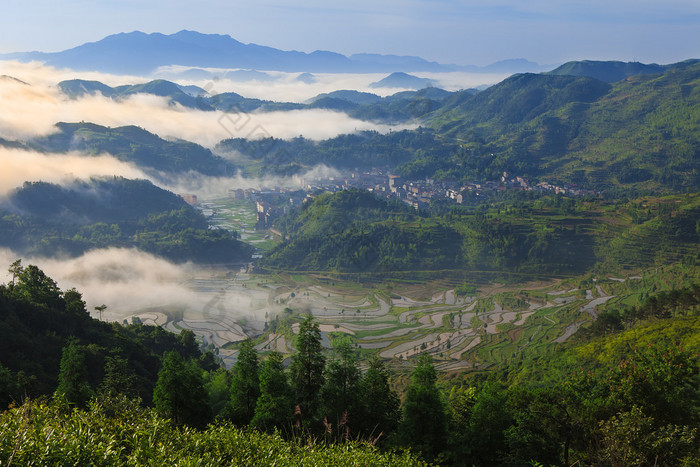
xmin=221 ymin=171 xmax=598 ymax=230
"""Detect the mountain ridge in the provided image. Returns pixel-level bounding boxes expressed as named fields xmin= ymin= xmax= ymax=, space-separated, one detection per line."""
xmin=2 ymin=30 xmax=549 ymax=75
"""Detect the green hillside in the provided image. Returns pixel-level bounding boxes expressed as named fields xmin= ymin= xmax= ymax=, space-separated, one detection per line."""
xmin=260 ymin=189 xmax=700 ymax=276
xmin=547 ymin=60 xmax=666 ymax=82
xmin=30 ymin=122 xmax=237 ymax=175
xmin=0 ymin=178 xmax=253 ymax=263
xmin=216 ymin=128 xmax=455 ymax=177
xmin=425 ymin=62 xmax=700 ymax=191
xmin=0 ymin=260 xmax=216 ymax=404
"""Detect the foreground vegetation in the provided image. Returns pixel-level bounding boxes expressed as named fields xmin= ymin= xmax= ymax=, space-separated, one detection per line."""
xmin=0 ymin=398 xmax=422 ymax=466
xmin=1 ymin=262 xmax=698 ymax=465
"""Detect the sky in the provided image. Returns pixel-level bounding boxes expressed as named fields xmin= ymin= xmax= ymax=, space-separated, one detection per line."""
xmin=1 ymin=0 xmax=699 ymax=66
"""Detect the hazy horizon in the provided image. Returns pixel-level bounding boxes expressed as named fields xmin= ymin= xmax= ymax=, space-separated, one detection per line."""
xmin=1 ymin=1 xmax=699 ymax=66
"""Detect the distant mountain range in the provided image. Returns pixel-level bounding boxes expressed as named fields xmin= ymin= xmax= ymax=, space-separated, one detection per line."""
xmin=56 ymin=77 xmax=459 ymax=124
xmin=1 ymin=30 xmax=552 ymax=75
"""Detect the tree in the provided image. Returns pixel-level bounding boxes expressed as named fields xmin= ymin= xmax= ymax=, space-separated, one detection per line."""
xmin=227 ymin=339 xmax=260 ymax=426
xmin=0 ymin=364 xmax=19 ymax=409
xmin=501 ymin=385 xmax=570 ymax=467
xmin=177 ymin=329 xmax=200 ymax=360
xmin=99 ymin=354 xmax=137 ymax=398
xmin=399 ymin=354 xmax=447 ymax=462
xmin=153 ymin=351 xmax=211 ymax=428
xmin=358 ymin=357 xmax=400 ymax=442
xmin=321 ymin=341 xmax=361 ymax=439
xmin=465 ymin=382 xmax=512 ymax=466
xmin=11 ymin=264 xmax=64 ymax=310
xmin=604 ymin=342 xmax=699 ymax=427
xmin=252 ymin=351 xmax=293 ymax=432
xmin=445 ymin=385 xmax=476 ymax=463
xmin=598 ymin=405 xmax=698 ymax=466
xmin=206 ymin=368 xmax=232 ymax=419
xmin=55 ymin=338 xmax=93 ymax=407
xmin=94 ymin=304 xmax=107 ymax=321
xmin=64 ymin=289 xmax=87 ymax=315
xmin=289 ymin=315 xmax=325 ymax=426
xmin=8 ymin=259 xmax=22 ymax=287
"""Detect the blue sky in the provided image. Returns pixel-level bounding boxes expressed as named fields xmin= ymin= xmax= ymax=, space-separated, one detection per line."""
xmin=2 ymin=0 xmax=699 ymax=65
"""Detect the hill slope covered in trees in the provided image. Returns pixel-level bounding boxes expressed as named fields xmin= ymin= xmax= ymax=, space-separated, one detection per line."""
xmin=0 ymin=177 xmax=253 ymax=263
xmin=260 ymin=189 xmax=700 ymax=276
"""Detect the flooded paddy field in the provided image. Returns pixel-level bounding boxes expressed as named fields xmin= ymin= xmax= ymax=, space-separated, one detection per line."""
xmin=117 ymin=265 xmax=616 ymax=368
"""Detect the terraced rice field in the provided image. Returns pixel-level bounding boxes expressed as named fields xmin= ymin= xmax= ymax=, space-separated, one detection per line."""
xmin=115 ymin=193 xmax=629 ymax=368
xmin=119 ymin=263 xmax=626 ymax=368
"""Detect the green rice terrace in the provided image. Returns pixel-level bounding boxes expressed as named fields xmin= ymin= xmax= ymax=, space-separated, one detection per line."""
xmin=120 ymin=261 xmax=697 ymax=369
xmin=112 ymin=192 xmax=700 ymax=369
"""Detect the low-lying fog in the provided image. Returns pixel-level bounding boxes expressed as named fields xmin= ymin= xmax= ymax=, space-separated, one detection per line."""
xmin=1 ymin=61 xmax=507 ymax=146
xmin=0 ymin=59 xmax=506 ymax=343
xmin=0 ymin=247 xmax=271 ymax=331
xmin=0 ymin=63 xmax=405 ymax=146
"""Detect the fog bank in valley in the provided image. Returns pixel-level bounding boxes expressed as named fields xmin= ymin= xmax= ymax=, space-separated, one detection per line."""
xmin=0 ymin=247 xmax=271 ymax=331
xmin=0 ymin=61 xmax=415 ymax=147
xmin=0 ymin=147 xmax=150 ymax=196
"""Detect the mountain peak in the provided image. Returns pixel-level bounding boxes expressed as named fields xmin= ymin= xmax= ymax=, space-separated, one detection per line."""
xmin=369 ymin=72 xmax=437 ymax=89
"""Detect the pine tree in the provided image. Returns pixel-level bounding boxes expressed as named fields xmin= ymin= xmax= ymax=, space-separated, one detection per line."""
xmin=359 ymin=357 xmax=400 ymax=441
xmin=100 ymin=354 xmax=137 ymax=398
xmin=228 ymin=339 xmax=260 ymax=426
xmin=55 ymin=338 xmax=93 ymax=407
xmin=153 ymin=351 xmax=211 ymax=428
xmin=252 ymin=351 xmax=293 ymax=432
xmin=399 ymin=354 xmax=447 ymax=462
xmin=289 ymin=315 xmax=325 ymax=426
xmin=321 ymin=341 xmax=361 ymax=438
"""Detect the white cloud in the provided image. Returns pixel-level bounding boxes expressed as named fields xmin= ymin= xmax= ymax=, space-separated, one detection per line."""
xmin=0 ymin=147 xmax=149 ymax=197
xmin=0 ymin=61 xmax=426 ymax=148
xmin=0 ymin=247 xmax=272 ymax=328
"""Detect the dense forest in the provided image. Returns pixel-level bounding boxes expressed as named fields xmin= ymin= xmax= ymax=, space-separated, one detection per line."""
xmin=216 ymin=128 xmax=456 ymax=177
xmin=0 ymin=263 xmax=698 ymax=465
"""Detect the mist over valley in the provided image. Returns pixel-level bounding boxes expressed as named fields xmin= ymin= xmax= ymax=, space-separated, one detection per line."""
xmin=1 ymin=21 xmax=699 ymax=465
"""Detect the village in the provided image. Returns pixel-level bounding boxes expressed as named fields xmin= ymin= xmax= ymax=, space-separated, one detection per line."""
xmin=219 ymin=170 xmax=600 ymax=229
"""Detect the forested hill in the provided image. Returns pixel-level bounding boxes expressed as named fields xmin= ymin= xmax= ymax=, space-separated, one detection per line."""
xmin=216 ymin=128 xmax=456 ymax=177
xmin=546 ymin=60 xmax=667 ymax=82
xmin=0 ymin=260 xmax=216 ymax=404
xmin=216 ymin=61 xmax=700 ymax=193
xmin=0 ymin=177 xmax=253 ymax=263
xmin=424 ymin=61 xmax=700 ymax=191
xmin=29 ymin=122 xmax=236 ymax=176
xmin=57 ymin=78 xmax=455 ymax=124
xmin=260 ymin=189 xmax=700 ymax=275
